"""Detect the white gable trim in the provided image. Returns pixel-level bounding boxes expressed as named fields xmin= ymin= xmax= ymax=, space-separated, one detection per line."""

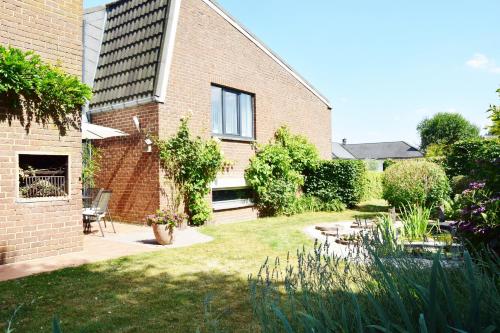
xmin=201 ymin=0 xmax=332 ymax=109
xmin=154 ymin=0 xmax=182 ymax=103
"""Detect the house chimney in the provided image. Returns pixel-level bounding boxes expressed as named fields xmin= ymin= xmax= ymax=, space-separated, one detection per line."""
xmin=342 ymin=138 xmax=347 ymax=145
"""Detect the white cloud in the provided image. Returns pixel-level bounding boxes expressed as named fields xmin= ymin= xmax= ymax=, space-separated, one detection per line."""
xmin=466 ymin=53 xmax=500 ymax=74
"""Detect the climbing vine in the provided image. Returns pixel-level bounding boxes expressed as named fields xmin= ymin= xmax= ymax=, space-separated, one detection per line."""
xmin=157 ymin=117 xmax=226 ymax=225
xmin=0 ymin=46 xmax=92 ymax=135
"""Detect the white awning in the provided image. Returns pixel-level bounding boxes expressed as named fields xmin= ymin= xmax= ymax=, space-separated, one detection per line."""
xmin=82 ymin=123 xmax=129 ymax=140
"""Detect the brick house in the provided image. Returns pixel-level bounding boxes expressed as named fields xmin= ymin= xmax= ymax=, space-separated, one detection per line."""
xmin=84 ymin=0 xmax=332 ymax=223
xmin=0 ymin=0 xmax=84 ymax=263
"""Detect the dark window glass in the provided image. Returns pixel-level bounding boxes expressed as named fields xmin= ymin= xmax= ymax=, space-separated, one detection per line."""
xmin=211 ymin=85 xmax=254 ymax=138
xmin=212 ymin=188 xmax=253 ymax=202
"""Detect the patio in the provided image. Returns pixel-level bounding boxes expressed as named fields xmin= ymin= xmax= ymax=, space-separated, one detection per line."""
xmin=0 ymin=222 xmax=213 ymax=282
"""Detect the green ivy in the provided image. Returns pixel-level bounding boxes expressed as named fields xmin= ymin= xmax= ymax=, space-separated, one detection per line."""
xmin=157 ymin=118 xmax=225 ymax=225
xmin=0 ymin=46 xmax=92 ymax=135
xmin=82 ymin=142 xmax=102 ymax=189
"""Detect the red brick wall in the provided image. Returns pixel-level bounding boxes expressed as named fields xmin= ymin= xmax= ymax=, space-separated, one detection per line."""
xmin=91 ymin=104 xmax=161 ymax=223
xmin=0 ymin=0 xmax=84 ymax=264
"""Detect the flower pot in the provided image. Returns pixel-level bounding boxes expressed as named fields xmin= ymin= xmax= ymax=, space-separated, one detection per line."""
xmin=151 ymin=223 xmax=175 ymax=245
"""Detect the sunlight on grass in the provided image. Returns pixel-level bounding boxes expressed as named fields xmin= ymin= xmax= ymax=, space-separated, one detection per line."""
xmin=0 ymin=203 xmax=386 ymax=332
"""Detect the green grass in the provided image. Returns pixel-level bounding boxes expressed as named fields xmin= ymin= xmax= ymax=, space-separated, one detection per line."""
xmin=0 ymin=202 xmax=386 ymax=332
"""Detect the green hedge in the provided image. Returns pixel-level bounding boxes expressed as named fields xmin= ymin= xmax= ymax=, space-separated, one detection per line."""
xmin=362 ymin=171 xmax=383 ymax=200
xmin=382 ymin=160 xmax=450 ymax=208
xmin=304 ymin=160 xmax=366 ymax=207
xmin=445 ymin=138 xmax=500 ymax=190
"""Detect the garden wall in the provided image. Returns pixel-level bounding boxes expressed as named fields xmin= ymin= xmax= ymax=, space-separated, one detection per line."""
xmin=0 ymin=0 xmax=84 ymax=264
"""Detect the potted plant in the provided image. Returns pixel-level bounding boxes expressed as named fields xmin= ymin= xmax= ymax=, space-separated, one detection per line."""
xmin=146 ymin=209 xmax=187 ymax=245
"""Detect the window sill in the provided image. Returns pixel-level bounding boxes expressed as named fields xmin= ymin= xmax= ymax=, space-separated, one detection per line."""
xmin=16 ymin=196 xmax=71 ymax=204
xmin=212 ymin=135 xmax=255 ymax=143
xmin=212 ymin=199 xmax=254 ymax=211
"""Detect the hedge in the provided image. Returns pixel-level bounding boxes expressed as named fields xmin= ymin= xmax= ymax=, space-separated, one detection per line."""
xmin=304 ymin=160 xmax=366 ymax=207
xmin=445 ymin=138 xmax=500 ymax=190
xmin=362 ymin=171 xmax=383 ymax=200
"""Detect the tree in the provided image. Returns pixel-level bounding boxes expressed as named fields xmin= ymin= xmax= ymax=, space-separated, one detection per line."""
xmin=486 ymin=87 xmax=500 ymax=136
xmin=417 ymin=112 xmax=480 ymax=151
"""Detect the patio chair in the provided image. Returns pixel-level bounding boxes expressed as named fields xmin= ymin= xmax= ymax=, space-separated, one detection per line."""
xmin=82 ymin=190 xmax=115 ymax=237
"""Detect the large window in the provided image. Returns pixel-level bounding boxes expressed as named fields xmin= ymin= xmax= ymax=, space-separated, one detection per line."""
xmin=211 ymin=85 xmax=254 ymax=139
xmin=212 ymin=187 xmax=253 ymax=211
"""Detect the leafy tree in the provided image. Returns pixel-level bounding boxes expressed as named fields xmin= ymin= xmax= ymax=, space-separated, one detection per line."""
xmin=486 ymin=87 xmax=500 ymax=136
xmin=417 ymin=112 xmax=480 ymax=151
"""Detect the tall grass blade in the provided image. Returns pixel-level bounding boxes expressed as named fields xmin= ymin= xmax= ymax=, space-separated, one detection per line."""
xmin=418 ymin=314 xmax=428 ymax=333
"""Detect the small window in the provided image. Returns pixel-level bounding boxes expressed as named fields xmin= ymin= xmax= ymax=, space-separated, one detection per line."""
xmin=212 ymin=187 xmax=254 ymax=210
xmin=18 ymin=154 xmax=69 ymax=199
xmin=211 ymin=85 xmax=254 ymax=139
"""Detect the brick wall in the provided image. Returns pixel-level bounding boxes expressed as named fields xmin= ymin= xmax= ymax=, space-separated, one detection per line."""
xmin=88 ymin=0 xmax=331 ymax=224
xmin=0 ymin=0 xmax=83 ymax=264
xmin=91 ymin=104 xmax=161 ymax=223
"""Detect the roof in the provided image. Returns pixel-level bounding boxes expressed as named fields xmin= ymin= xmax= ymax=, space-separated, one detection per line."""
xmin=88 ymin=0 xmax=171 ymax=109
xmin=332 ymin=143 xmax=355 ymax=159
xmin=85 ymin=0 xmax=332 ymax=112
xmin=334 ymin=141 xmax=423 ymax=160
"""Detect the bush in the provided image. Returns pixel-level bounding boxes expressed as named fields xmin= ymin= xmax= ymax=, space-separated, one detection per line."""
xmin=382 ymin=160 xmax=450 ymax=208
xmin=445 ymin=138 xmax=500 ymax=191
xmin=304 ymin=160 xmax=366 ymax=207
xmin=383 ymin=159 xmax=395 ymax=170
xmin=362 ymin=171 xmax=383 ymax=200
xmin=290 ymin=195 xmax=345 ymax=214
xmin=250 ymin=240 xmax=500 ymax=333
xmin=245 ymin=127 xmax=320 ymax=216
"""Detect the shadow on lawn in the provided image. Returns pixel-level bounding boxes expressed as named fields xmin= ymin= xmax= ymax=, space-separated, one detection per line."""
xmin=0 ymin=256 xmax=255 ymax=333
xmin=355 ymin=202 xmax=390 ymax=214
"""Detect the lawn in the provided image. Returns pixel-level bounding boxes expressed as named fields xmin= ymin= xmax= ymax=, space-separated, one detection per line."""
xmin=0 ymin=201 xmax=387 ymax=332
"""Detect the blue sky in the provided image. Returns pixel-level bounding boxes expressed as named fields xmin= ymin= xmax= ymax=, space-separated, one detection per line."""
xmin=84 ymin=0 xmax=500 ymax=146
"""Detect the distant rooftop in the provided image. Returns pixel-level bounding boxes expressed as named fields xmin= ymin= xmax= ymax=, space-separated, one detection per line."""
xmin=332 ymin=141 xmax=423 ymax=160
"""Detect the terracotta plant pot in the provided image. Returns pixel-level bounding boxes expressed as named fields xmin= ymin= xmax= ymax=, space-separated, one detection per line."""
xmin=151 ymin=223 xmax=175 ymax=245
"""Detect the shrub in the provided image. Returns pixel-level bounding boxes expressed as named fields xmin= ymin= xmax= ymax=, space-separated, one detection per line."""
xmin=399 ymin=205 xmax=433 ymax=241
xmin=0 ymin=46 xmax=92 ymax=135
xmin=450 ymin=175 xmax=472 ymax=195
xmin=383 ymin=159 xmax=395 ymax=170
xmin=250 ymin=240 xmax=500 ymax=333
xmin=362 ymin=171 xmax=383 ymax=200
xmin=157 ymin=118 xmax=225 ymax=225
xmin=290 ymin=195 xmax=345 ymax=214
xmin=245 ymin=126 xmax=320 ymax=216
xmin=445 ymin=138 xmax=500 ymax=191
xmin=304 ymin=160 xmax=366 ymax=207
xmin=452 ymin=182 xmax=499 ymax=251
xmin=382 ymin=160 xmax=450 ymax=208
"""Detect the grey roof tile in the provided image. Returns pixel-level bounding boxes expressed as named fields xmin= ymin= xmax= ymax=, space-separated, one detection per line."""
xmin=338 ymin=141 xmax=423 ymax=159
xmin=89 ymin=0 xmax=169 ymax=109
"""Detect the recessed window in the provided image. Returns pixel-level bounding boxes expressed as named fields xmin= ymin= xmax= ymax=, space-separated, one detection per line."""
xmin=18 ymin=154 xmax=69 ymax=199
xmin=212 ymin=187 xmax=254 ymax=210
xmin=211 ymin=85 xmax=254 ymax=139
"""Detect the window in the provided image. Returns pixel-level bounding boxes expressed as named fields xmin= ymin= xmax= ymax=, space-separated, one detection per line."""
xmin=212 ymin=187 xmax=253 ymax=210
xmin=18 ymin=154 xmax=69 ymax=199
xmin=211 ymin=85 xmax=254 ymax=139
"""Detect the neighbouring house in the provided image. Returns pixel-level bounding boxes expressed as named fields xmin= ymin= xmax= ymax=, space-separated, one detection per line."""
xmin=83 ymin=0 xmax=332 ymax=224
xmin=0 ymin=0 xmax=84 ymax=263
xmin=332 ymin=139 xmax=423 ymax=171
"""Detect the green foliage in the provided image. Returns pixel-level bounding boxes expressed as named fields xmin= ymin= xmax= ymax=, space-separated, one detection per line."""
xmin=250 ymin=240 xmax=500 ymax=333
xmin=445 ymin=138 xmax=500 ymax=191
xmin=383 ymin=160 xmax=450 ymax=208
xmin=157 ymin=118 xmax=225 ymax=225
xmin=451 ymin=175 xmax=472 ymax=195
xmin=399 ymin=205 xmax=433 ymax=241
xmin=383 ymin=159 xmax=395 ymax=170
xmin=364 ymin=159 xmax=381 ymax=171
xmin=0 ymin=46 xmax=92 ymax=135
xmin=145 ymin=209 xmax=187 ymax=229
xmin=417 ymin=112 xmax=480 ymax=151
xmin=362 ymin=171 xmax=383 ymax=200
xmin=375 ymin=214 xmax=400 ymax=253
xmin=290 ymin=195 xmax=345 ymax=214
xmin=486 ymin=87 xmax=500 ymax=136
xmin=245 ymin=126 xmax=320 ymax=216
xmin=304 ymin=160 xmax=367 ymax=207
xmin=82 ymin=143 xmax=102 ymax=189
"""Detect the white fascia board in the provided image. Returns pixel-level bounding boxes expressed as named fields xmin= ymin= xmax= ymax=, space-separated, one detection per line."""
xmin=154 ymin=0 xmax=182 ymax=103
xmin=201 ymin=0 xmax=332 ymax=109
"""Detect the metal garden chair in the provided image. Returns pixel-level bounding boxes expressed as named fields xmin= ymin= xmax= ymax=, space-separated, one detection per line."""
xmin=82 ymin=190 xmax=115 ymax=237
